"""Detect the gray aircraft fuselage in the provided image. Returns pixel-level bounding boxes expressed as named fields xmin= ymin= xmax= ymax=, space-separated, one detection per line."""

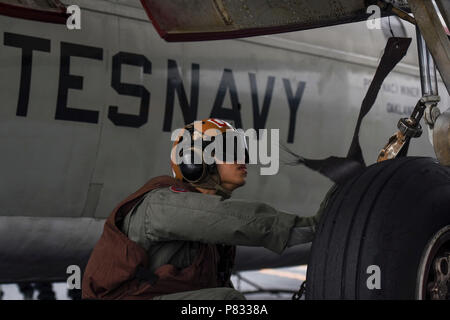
xmin=0 ymin=0 xmax=448 ymax=283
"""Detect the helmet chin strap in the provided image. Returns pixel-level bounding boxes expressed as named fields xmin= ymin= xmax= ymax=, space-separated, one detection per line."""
xmin=213 ymin=181 xmax=232 ymax=200
xmin=190 ymin=167 xmax=232 ymax=199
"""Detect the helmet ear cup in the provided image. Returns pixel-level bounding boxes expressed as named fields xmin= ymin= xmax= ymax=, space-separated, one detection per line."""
xmin=179 ymin=147 xmax=206 ymax=183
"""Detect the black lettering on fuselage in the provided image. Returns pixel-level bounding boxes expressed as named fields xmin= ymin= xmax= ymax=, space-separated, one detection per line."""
xmin=210 ymin=68 xmax=242 ymax=128
xmin=283 ymin=78 xmax=306 ymax=143
xmin=3 ymin=32 xmax=308 ymax=143
xmin=3 ymin=32 xmax=50 ymax=117
xmin=55 ymin=42 xmax=103 ymax=123
xmin=163 ymin=59 xmax=199 ymax=132
xmin=109 ymin=52 xmax=151 ymax=128
xmin=249 ymin=73 xmax=275 ymax=138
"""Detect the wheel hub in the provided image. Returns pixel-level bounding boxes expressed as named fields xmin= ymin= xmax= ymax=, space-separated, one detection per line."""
xmin=417 ymin=225 xmax=450 ymax=300
xmin=428 ymin=252 xmax=450 ymax=299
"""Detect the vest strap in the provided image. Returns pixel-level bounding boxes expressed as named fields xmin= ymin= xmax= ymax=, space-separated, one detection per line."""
xmin=135 ymin=266 xmax=159 ymax=285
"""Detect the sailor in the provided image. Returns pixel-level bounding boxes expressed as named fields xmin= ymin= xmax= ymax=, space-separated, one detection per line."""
xmin=82 ymin=118 xmax=330 ymax=300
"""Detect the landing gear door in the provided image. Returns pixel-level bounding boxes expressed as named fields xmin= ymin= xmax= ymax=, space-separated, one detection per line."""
xmin=0 ymin=0 xmax=68 ymax=24
xmin=140 ymin=0 xmax=386 ymax=42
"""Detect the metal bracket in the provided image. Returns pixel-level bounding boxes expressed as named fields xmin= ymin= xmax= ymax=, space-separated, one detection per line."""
xmin=375 ymin=0 xmax=416 ymax=25
xmin=422 ymin=95 xmax=441 ymax=128
xmin=377 ymin=95 xmax=437 ymax=162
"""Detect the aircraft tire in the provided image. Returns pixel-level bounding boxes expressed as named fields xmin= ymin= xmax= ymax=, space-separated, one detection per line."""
xmin=306 ymin=157 xmax=450 ymax=299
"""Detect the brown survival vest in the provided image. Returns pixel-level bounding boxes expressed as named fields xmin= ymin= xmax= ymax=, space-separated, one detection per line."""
xmin=82 ymin=175 xmax=236 ymax=300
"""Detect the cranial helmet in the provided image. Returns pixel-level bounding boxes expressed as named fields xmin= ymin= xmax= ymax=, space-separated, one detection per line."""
xmin=170 ymin=118 xmax=248 ymax=197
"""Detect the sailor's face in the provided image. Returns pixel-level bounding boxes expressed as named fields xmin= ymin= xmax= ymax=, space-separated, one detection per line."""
xmin=216 ymin=162 xmax=247 ymax=191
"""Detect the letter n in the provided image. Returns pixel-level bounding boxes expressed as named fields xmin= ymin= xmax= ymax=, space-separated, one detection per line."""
xmin=163 ymin=59 xmax=199 ymax=131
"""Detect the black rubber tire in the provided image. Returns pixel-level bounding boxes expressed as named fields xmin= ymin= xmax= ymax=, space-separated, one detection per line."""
xmin=306 ymin=157 xmax=450 ymax=299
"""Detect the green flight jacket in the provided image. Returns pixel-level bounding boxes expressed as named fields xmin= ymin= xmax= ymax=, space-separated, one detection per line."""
xmin=121 ymin=186 xmax=318 ymax=273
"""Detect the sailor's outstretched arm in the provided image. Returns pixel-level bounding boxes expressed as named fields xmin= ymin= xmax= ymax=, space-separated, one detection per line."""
xmin=141 ymin=187 xmax=319 ymax=254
